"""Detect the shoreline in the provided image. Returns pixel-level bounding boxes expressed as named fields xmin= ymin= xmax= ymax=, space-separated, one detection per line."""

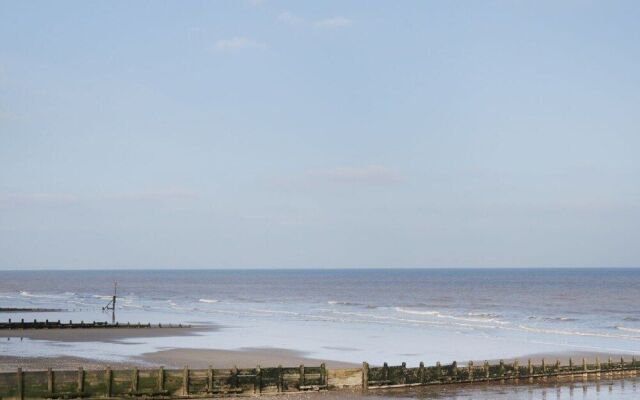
xmin=1 ymin=344 xmax=636 ymax=372
xmin=137 ymin=347 xmax=360 ymax=369
xmin=0 ymin=347 xmax=359 ymax=372
xmin=0 ymin=325 xmax=216 ymax=343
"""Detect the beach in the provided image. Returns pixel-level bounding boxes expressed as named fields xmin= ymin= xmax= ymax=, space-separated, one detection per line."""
xmin=2 ymin=269 xmax=640 ymax=400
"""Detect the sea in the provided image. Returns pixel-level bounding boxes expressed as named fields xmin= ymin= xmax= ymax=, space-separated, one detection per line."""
xmin=1 ymin=269 xmax=639 ymax=385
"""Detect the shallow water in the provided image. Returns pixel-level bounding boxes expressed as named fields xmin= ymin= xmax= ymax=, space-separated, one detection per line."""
xmin=1 ymin=269 xmax=639 ymax=364
xmin=288 ymin=377 xmax=640 ymax=399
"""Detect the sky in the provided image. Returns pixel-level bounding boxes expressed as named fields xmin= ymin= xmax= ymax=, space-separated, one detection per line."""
xmin=1 ymin=0 xmax=639 ymax=269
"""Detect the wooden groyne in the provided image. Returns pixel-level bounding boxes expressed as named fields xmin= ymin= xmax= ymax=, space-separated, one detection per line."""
xmin=0 ymin=319 xmax=191 ymax=330
xmin=362 ymin=356 xmax=639 ymax=390
xmin=0 ymin=357 xmax=638 ymax=399
xmin=0 ymin=365 xmax=328 ymax=399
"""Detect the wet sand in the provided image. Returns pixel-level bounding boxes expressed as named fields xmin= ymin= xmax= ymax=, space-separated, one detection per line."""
xmin=0 ymin=347 xmax=357 ymax=372
xmin=0 ymin=325 xmax=215 ymax=343
xmin=137 ymin=347 xmax=359 ymax=369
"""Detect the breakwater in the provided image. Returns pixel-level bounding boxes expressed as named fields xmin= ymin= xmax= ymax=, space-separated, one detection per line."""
xmin=0 ymin=319 xmax=190 ymax=330
xmin=1 ymin=357 xmax=638 ymax=399
xmin=0 ymin=365 xmax=329 ymax=399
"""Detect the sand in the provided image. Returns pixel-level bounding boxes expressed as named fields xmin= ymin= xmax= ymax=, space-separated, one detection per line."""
xmin=0 ymin=347 xmax=357 ymax=372
xmin=0 ymin=325 xmax=215 ymax=343
xmin=137 ymin=347 xmax=359 ymax=369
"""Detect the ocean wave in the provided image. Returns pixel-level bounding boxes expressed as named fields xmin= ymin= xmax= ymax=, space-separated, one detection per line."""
xmin=248 ymin=308 xmax=301 ymax=316
xmin=92 ymin=295 xmax=113 ymax=300
xmin=467 ymin=312 xmax=504 ymax=318
xmin=528 ymin=315 xmax=578 ymax=322
xmin=327 ymin=300 xmax=368 ymax=307
xmin=199 ymin=298 xmax=218 ymax=304
xmin=616 ymin=326 xmax=640 ymax=334
xmin=394 ymin=307 xmax=439 ymax=316
xmin=168 ymin=301 xmax=191 ymax=311
xmin=19 ymin=291 xmax=74 ymax=299
xmin=517 ymin=324 xmax=640 ymax=340
xmin=394 ymin=307 xmax=509 ymax=325
xmin=329 ymin=310 xmax=501 ymax=330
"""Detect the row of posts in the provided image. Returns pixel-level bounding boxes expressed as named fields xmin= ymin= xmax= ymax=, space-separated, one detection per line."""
xmin=362 ymin=357 xmax=638 ymax=390
xmin=13 ymin=363 xmax=326 ymax=399
xmin=3 ymin=319 xmax=186 ymax=329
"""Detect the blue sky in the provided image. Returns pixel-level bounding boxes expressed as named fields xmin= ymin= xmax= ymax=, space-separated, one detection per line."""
xmin=1 ymin=1 xmax=639 ymax=268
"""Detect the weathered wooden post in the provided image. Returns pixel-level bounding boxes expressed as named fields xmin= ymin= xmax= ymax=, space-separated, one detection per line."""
xmin=528 ymin=359 xmax=532 ymax=376
xmin=468 ymin=361 xmax=474 ymax=381
xmin=77 ymin=367 xmax=84 ymax=395
xmin=568 ymin=358 xmax=572 ymax=371
xmin=158 ymin=366 xmax=165 ymax=393
xmin=484 ymin=361 xmax=489 ymax=379
xmin=452 ymin=361 xmax=458 ymax=380
xmin=583 ymin=358 xmax=587 ymax=374
xmin=277 ymin=365 xmax=283 ymax=392
xmin=132 ymin=367 xmax=139 ymax=394
xmin=17 ymin=368 xmax=24 ymax=400
xmin=299 ymin=364 xmax=305 ymax=389
xmin=255 ymin=365 xmax=262 ymax=394
xmin=498 ymin=360 xmax=504 ymax=378
xmin=542 ymin=358 xmax=546 ymax=375
xmin=401 ymin=362 xmax=407 ymax=384
xmin=207 ymin=366 xmax=213 ymax=392
xmin=555 ymin=359 xmax=560 ymax=372
xmin=321 ymin=363 xmax=327 ymax=387
xmin=362 ymin=362 xmax=369 ymax=390
xmin=620 ymin=357 xmax=625 ymax=372
xmin=47 ymin=368 xmax=54 ymax=395
xmin=383 ymin=362 xmax=389 ymax=383
xmin=232 ymin=366 xmax=239 ymax=390
xmin=183 ymin=366 xmax=189 ymax=395
xmin=419 ymin=361 xmax=425 ymax=384
xmin=513 ymin=360 xmax=519 ymax=378
xmin=435 ymin=362 xmax=441 ymax=381
xmin=233 ymin=366 xmax=241 ymax=388
xmin=105 ymin=367 xmax=112 ymax=397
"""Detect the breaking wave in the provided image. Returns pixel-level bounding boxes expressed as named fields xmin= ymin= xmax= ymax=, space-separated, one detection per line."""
xmin=395 ymin=307 xmax=509 ymax=325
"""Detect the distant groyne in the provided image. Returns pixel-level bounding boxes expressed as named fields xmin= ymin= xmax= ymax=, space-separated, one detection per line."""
xmin=0 ymin=319 xmax=190 ymax=330
xmin=0 ymin=357 xmax=638 ymax=399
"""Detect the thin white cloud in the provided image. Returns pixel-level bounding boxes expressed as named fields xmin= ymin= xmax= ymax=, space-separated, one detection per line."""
xmin=269 ymin=165 xmax=405 ymax=190
xmin=314 ymin=16 xmax=353 ymax=29
xmin=0 ymin=189 xmax=198 ymax=208
xmin=0 ymin=110 xmax=18 ymax=121
xmin=247 ymin=0 xmax=265 ymax=7
xmin=107 ymin=189 xmax=198 ymax=202
xmin=214 ymin=37 xmax=267 ymax=51
xmin=0 ymin=192 xmax=79 ymax=207
xmin=278 ymin=11 xmax=304 ymax=26
xmin=308 ymin=165 xmax=403 ymax=185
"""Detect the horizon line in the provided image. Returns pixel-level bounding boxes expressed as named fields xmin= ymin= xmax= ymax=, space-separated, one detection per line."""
xmin=1 ymin=266 xmax=639 ymax=271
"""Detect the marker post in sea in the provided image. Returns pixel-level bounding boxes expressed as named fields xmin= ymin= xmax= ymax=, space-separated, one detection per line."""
xmin=102 ymin=282 xmax=117 ymax=324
